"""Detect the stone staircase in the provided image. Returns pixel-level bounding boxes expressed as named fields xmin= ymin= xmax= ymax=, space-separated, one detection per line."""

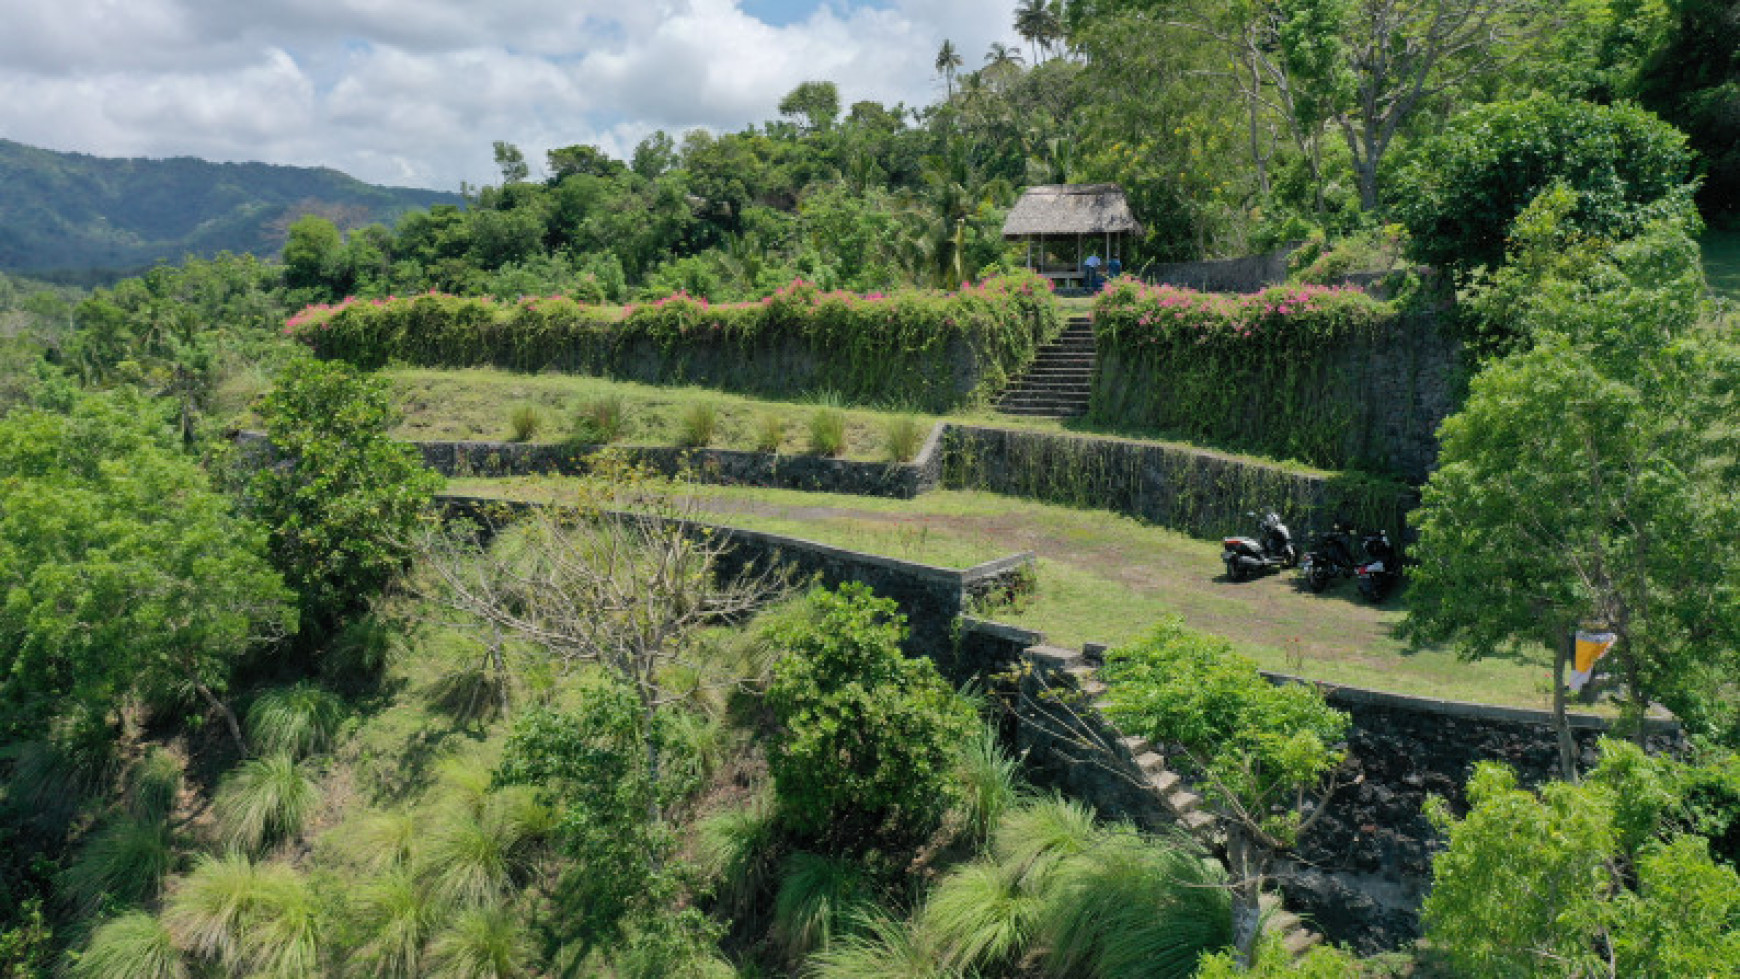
xmin=996 ymin=315 xmax=1095 ymax=418
xmin=1020 ymin=642 xmax=1322 ymax=960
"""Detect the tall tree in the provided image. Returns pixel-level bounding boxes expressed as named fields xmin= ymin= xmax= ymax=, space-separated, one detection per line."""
xmin=935 ymin=39 xmax=964 ymax=100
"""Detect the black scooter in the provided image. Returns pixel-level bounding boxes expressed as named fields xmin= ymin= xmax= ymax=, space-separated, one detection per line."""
xmin=1300 ymin=521 xmax=1357 ymax=593
xmin=1354 ymin=529 xmax=1400 ymax=601
xmin=1222 ymin=510 xmax=1298 ymax=581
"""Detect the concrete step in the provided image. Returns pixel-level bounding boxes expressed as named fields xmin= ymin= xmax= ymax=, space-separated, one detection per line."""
xmin=999 ymin=393 xmax=1092 ymax=407
xmin=1151 ymin=770 xmax=1182 ymax=795
xmin=1179 ymin=809 xmax=1216 ymax=833
xmin=1133 ymin=751 xmax=1166 ymax=777
xmin=1118 ymin=735 xmax=1151 ymax=756
xmin=1025 ymin=644 xmax=1083 ymax=671
xmin=1282 ymin=928 xmax=1322 ymax=956
xmin=997 ymin=406 xmax=1088 ymax=418
xmin=1166 ymin=789 xmax=1202 ymax=815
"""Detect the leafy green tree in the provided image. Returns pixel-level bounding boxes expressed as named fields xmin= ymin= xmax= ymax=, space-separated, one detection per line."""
xmin=247 ymin=358 xmax=441 ymax=632
xmin=1098 ymin=616 xmax=1349 ymax=965
xmin=282 ymin=215 xmax=348 ymax=297
xmin=764 ymin=583 xmax=976 ymax=850
xmin=1424 ymin=744 xmax=1740 ymax=977
xmin=779 ymin=81 xmax=842 ymax=135
xmin=0 ymin=393 xmax=294 ymax=752
xmin=1393 ymin=95 xmax=1697 ymax=275
xmin=1630 ymin=0 xmax=1740 ymax=222
xmin=491 ymin=141 xmax=530 ymax=184
xmin=1404 ymin=217 xmax=1740 ymax=757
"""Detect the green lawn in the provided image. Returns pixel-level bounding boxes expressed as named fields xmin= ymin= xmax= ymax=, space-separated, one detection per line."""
xmin=1703 ymin=230 xmax=1740 ymax=301
xmin=448 ymin=477 xmax=1557 ymax=710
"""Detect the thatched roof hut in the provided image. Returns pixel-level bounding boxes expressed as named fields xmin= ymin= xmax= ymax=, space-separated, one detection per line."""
xmin=1002 ymin=183 xmax=1143 ymax=239
xmin=1002 ymin=184 xmax=1141 ymax=285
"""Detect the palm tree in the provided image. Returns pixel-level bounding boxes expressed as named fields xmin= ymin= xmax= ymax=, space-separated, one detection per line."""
xmin=984 ymin=41 xmax=1025 ymax=78
xmin=934 ymin=39 xmax=963 ymax=101
xmin=1014 ymin=0 xmax=1048 ymax=64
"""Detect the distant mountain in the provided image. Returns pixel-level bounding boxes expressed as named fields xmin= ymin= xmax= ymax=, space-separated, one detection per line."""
xmin=0 ymin=139 xmax=460 ymax=282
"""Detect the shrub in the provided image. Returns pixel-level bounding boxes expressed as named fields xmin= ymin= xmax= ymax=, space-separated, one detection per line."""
xmin=884 ymin=415 xmax=926 ymax=462
xmin=677 ymin=401 xmax=718 ymax=448
xmin=506 ymin=403 xmax=543 ymax=442
xmin=572 ymin=394 xmax=628 ymax=445
xmin=808 ymin=408 xmax=847 ymax=457
xmin=764 ymin=584 xmax=976 ymax=847
xmin=753 ymin=412 xmax=785 ymax=454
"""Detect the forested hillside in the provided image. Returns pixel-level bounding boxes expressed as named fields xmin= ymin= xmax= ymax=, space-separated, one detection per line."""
xmin=0 ymin=139 xmax=458 ymax=283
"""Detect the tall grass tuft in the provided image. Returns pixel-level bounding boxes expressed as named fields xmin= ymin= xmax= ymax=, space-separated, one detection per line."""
xmin=350 ymin=867 xmax=435 ymax=979
xmin=126 ymin=747 xmax=185 ymax=823
xmin=695 ymin=794 xmax=780 ymax=920
xmin=163 ymin=852 xmax=319 ymax=972
xmin=213 ymin=754 xmax=321 ymax=853
xmin=506 ymin=403 xmax=544 ymax=442
xmin=919 ymin=857 xmax=1045 ymax=974
xmin=246 ymin=682 xmax=346 ymax=759
xmin=771 ymin=852 xmax=874 ymax=963
xmin=71 ymin=911 xmax=187 ymax=979
xmin=806 ymin=912 xmax=960 ymax=979
xmin=416 ymin=786 xmax=550 ymax=909
xmin=1038 ymin=833 xmax=1232 ymax=979
xmin=354 ymin=811 xmax=419 ymax=873
xmin=992 ymin=795 xmax=1102 ymax=888
xmin=955 ymin=724 xmax=1023 ymax=850
xmin=808 ymin=408 xmax=847 ymax=457
xmin=571 ymin=394 xmax=629 ymax=445
xmin=426 ymin=901 xmax=534 ymax=979
xmin=884 ymin=415 xmax=927 ymax=462
xmin=677 ymin=401 xmax=719 ymax=447
xmin=753 ymin=411 xmax=785 ymax=454
xmin=59 ymin=817 xmax=175 ymax=915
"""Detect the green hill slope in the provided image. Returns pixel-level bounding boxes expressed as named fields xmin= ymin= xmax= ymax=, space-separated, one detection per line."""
xmin=0 ymin=139 xmax=459 ymax=281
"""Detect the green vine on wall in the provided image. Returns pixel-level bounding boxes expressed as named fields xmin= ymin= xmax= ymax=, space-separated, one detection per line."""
xmin=284 ymin=274 xmax=1062 ymax=413
xmin=1089 ymin=279 xmax=1398 ymax=472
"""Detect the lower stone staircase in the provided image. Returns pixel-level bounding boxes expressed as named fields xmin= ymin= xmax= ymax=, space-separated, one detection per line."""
xmin=1020 ymin=642 xmax=1322 ymax=960
xmin=996 ymin=315 xmax=1095 ymax=418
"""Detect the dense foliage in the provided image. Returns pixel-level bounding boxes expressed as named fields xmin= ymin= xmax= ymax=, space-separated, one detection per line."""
xmin=765 ymin=584 xmax=976 ymax=849
xmin=1424 ymin=742 xmax=1740 ymax=976
xmin=290 ymin=272 xmax=1061 ymax=412
xmin=1089 ymin=278 xmax=1395 ymax=469
xmin=1393 ymin=96 xmax=1697 ymax=275
xmin=245 ymin=358 xmax=442 ymax=631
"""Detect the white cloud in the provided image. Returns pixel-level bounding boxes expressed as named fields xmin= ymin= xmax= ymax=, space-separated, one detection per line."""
xmin=0 ymin=0 xmax=1018 ymax=190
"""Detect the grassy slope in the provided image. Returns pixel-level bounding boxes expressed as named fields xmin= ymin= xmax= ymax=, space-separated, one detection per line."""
xmin=1703 ymin=230 xmax=1740 ymax=301
xmin=450 ymin=478 xmax=1555 ymax=710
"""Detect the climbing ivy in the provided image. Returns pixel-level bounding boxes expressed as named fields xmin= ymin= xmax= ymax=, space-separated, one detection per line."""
xmin=1089 ymin=279 xmax=1401 ymax=472
xmin=285 ymin=273 xmax=1061 ymax=413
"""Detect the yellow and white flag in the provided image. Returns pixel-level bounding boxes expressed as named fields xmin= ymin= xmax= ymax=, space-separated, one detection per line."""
xmin=1568 ymin=630 xmax=1616 ymax=692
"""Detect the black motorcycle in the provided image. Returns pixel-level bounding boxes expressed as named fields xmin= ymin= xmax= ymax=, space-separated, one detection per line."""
xmin=1222 ymin=510 xmax=1298 ymax=581
xmin=1299 ymin=521 xmax=1357 ymax=593
xmin=1354 ymin=529 xmax=1401 ymax=601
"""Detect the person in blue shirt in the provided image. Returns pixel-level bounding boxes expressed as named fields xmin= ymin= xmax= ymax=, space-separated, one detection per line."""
xmin=1107 ymin=256 xmax=1122 ymax=281
xmin=1084 ymin=253 xmax=1102 ymax=290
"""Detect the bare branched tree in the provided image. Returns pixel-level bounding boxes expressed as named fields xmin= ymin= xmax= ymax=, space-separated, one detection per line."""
xmin=414 ymin=463 xmax=788 ymax=821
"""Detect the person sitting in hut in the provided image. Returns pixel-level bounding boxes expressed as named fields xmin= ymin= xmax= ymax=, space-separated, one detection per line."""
xmin=1084 ymin=253 xmax=1102 ymax=290
xmin=1107 ymin=256 xmax=1122 ymax=282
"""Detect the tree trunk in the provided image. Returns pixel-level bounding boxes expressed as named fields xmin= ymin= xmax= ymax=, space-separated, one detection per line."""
xmin=195 ymin=680 xmax=248 ymax=758
xmin=489 ymin=625 xmax=511 ymax=721
xmin=1228 ymin=827 xmax=1265 ymax=968
xmin=1552 ymin=630 xmax=1578 ymax=782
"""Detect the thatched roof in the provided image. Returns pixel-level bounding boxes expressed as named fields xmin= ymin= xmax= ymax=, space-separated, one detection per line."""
xmin=1002 ymin=183 xmax=1143 ymax=238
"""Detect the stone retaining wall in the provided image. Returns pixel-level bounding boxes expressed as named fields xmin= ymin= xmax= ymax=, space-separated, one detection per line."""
xmin=1147 ymin=246 xmax=1296 ymax=293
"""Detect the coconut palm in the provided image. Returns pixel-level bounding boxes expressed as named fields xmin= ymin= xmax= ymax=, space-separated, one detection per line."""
xmin=984 ymin=42 xmax=1025 ymax=73
xmin=71 ymin=912 xmax=187 ymax=979
xmin=246 ymin=681 xmax=347 ymax=758
xmin=1014 ymin=0 xmax=1064 ymax=63
xmin=59 ymin=817 xmax=176 ymax=915
xmin=426 ymin=902 xmax=534 ymax=979
xmin=934 ymin=39 xmax=963 ymax=101
xmin=212 ymin=753 xmax=320 ymax=853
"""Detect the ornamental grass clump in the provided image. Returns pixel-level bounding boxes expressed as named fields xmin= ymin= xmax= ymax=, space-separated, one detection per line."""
xmin=677 ymin=401 xmax=719 ymax=448
xmin=506 ymin=403 xmax=544 ymax=442
xmin=571 ymin=394 xmax=628 ymax=445
xmin=884 ymin=415 xmax=926 ymax=462
xmin=808 ymin=408 xmax=847 ymax=457
xmin=754 ymin=412 xmax=785 ymax=454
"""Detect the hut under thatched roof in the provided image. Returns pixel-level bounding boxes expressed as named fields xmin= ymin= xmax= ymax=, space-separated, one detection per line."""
xmin=1002 ymin=183 xmax=1142 ymax=286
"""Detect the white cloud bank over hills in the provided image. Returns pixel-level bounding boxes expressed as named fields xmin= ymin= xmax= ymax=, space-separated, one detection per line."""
xmin=0 ymin=0 xmax=1019 ymax=191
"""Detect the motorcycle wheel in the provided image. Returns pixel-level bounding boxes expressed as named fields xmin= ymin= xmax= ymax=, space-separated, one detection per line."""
xmin=1226 ymin=557 xmax=1247 ymax=582
xmin=1305 ymin=565 xmax=1330 ymax=592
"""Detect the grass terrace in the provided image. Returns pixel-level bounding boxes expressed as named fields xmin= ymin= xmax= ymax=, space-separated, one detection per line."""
xmin=447 ymin=476 xmax=1561 ymax=711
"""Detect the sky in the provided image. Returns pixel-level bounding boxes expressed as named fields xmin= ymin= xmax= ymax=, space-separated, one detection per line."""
xmin=0 ymin=0 xmax=1021 ymax=192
